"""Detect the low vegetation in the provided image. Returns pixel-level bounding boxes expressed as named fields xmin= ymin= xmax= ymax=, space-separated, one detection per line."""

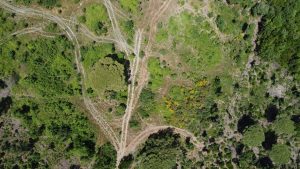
xmin=119 ymin=0 xmax=140 ymax=14
xmin=79 ymin=4 xmax=110 ymax=35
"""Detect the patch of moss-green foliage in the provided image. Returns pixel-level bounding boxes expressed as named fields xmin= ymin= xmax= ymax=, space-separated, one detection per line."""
xmin=269 ymin=144 xmax=291 ymax=165
xmin=119 ymin=0 xmax=139 ymax=14
xmin=20 ymin=36 xmax=80 ymax=97
xmin=135 ymin=128 xmax=196 ymax=169
xmin=81 ymin=43 xmax=114 ymax=68
xmin=93 ymin=143 xmax=116 ymax=169
xmin=120 ymin=20 xmax=135 ymax=44
xmin=0 ymin=10 xmax=31 ymax=43
xmin=155 ymin=29 xmax=168 ymax=42
xmin=0 ymin=40 xmax=19 ymax=78
xmin=167 ymin=12 xmax=223 ymax=73
xmin=0 ymin=36 xmax=81 ymax=97
xmin=0 ymin=96 xmax=117 ymax=168
xmin=160 ymin=81 xmax=209 ymax=129
xmin=148 ymin=57 xmax=171 ymax=91
xmin=115 ymin=101 xmax=127 ymax=116
xmin=242 ymin=125 xmax=264 ymax=147
xmin=256 ymin=0 xmax=300 ymax=80
xmin=129 ymin=114 xmax=141 ymax=129
xmin=209 ymin=1 xmax=255 ymax=66
xmin=81 ymin=4 xmax=109 ymax=35
xmin=177 ymin=0 xmax=185 ymax=6
xmin=161 ymin=75 xmax=236 ymax=131
xmin=45 ymin=22 xmax=61 ymax=33
xmin=274 ymin=117 xmax=295 ymax=135
xmin=12 ymin=99 xmax=97 ymax=158
xmin=155 ymin=23 xmax=168 ymax=42
xmin=81 ymin=43 xmax=129 ymax=98
xmin=15 ymin=0 xmax=60 ymax=8
xmin=251 ymin=2 xmax=269 ymax=16
xmin=0 ymin=10 xmax=16 ymax=37
xmin=213 ymin=1 xmax=249 ymax=36
xmin=138 ymin=88 xmax=156 ymax=118
xmin=119 ymin=155 xmax=134 ymax=169
xmin=87 ymin=57 xmax=126 ymax=97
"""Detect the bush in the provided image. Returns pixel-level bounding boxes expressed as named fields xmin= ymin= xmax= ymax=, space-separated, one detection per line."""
xmin=93 ymin=143 xmax=116 ymax=169
xmin=242 ymin=125 xmax=264 ymax=147
xmin=269 ymin=144 xmax=291 ymax=165
xmin=274 ymin=117 xmax=295 ymax=135
xmin=120 ymin=0 xmax=139 ymax=14
xmin=135 ymin=128 xmax=194 ymax=169
xmin=138 ymin=88 xmax=156 ymax=118
xmin=251 ymin=2 xmax=269 ymax=16
xmin=83 ymin=4 xmax=109 ymax=35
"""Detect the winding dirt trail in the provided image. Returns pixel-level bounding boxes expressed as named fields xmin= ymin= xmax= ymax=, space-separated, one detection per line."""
xmin=124 ymin=125 xmax=204 ymax=156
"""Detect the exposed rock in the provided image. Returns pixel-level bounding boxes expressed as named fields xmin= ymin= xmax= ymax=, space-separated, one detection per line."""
xmin=268 ymin=85 xmax=286 ymax=98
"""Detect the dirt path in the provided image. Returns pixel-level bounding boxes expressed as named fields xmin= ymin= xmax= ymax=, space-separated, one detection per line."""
xmin=118 ymin=29 xmax=143 ymax=161
xmin=128 ymin=0 xmax=172 ymax=127
xmin=116 ymin=0 xmax=176 ymax=165
xmin=124 ymin=125 xmax=204 ymax=156
xmin=103 ymin=0 xmax=130 ymax=55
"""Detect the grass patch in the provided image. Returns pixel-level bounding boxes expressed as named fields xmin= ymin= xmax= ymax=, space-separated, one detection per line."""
xmin=148 ymin=57 xmax=171 ymax=91
xmin=81 ymin=43 xmax=114 ymax=68
xmin=119 ymin=0 xmax=139 ymax=14
xmin=156 ymin=29 xmax=168 ymax=42
xmin=81 ymin=4 xmax=109 ymax=35
xmin=120 ymin=20 xmax=135 ymax=44
xmin=87 ymin=57 xmax=126 ymax=97
xmin=167 ymin=12 xmax=224 ymax=74
xmin=138 ymin=88 xmax=156 ymax=118
xmin=212 ymin=1 xmax=250 ymax=36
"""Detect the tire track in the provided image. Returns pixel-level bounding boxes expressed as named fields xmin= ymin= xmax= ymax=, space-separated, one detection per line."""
xmin=124 ymin=125 xmax=204 ymax=156
xmin=103 ymin=0 xmax=130 ymax=55
xmin=118 ymin=30 xmax=143 ymax=161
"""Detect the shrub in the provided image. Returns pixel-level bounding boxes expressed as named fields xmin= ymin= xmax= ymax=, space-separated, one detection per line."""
xmin=242 ymin=125 xmax=264 ymax=147
xmin=269 ymin=144 xmax=291 ymax=165
xmin=274 ymin=117 xmax=295 ymax=135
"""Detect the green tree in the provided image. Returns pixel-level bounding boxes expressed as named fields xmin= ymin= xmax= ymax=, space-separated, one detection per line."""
xmin=251 ymin=2 xmax=269 ymax=16
xmin=93 ymin=143 xmax=116 ymax=169
xmin=138 ymin=88 xmax=156 ymax=118
xmin=274 ymin=117 xmax=295 ymax=135
xmin=269 ymin=144 xmax=291 ymax=165
xmin=242 ymin=125 xmax=264 ymax=147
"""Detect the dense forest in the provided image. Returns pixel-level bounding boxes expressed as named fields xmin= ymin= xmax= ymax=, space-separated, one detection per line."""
xmin=256 ymin=0 xmax=300 ymax=80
